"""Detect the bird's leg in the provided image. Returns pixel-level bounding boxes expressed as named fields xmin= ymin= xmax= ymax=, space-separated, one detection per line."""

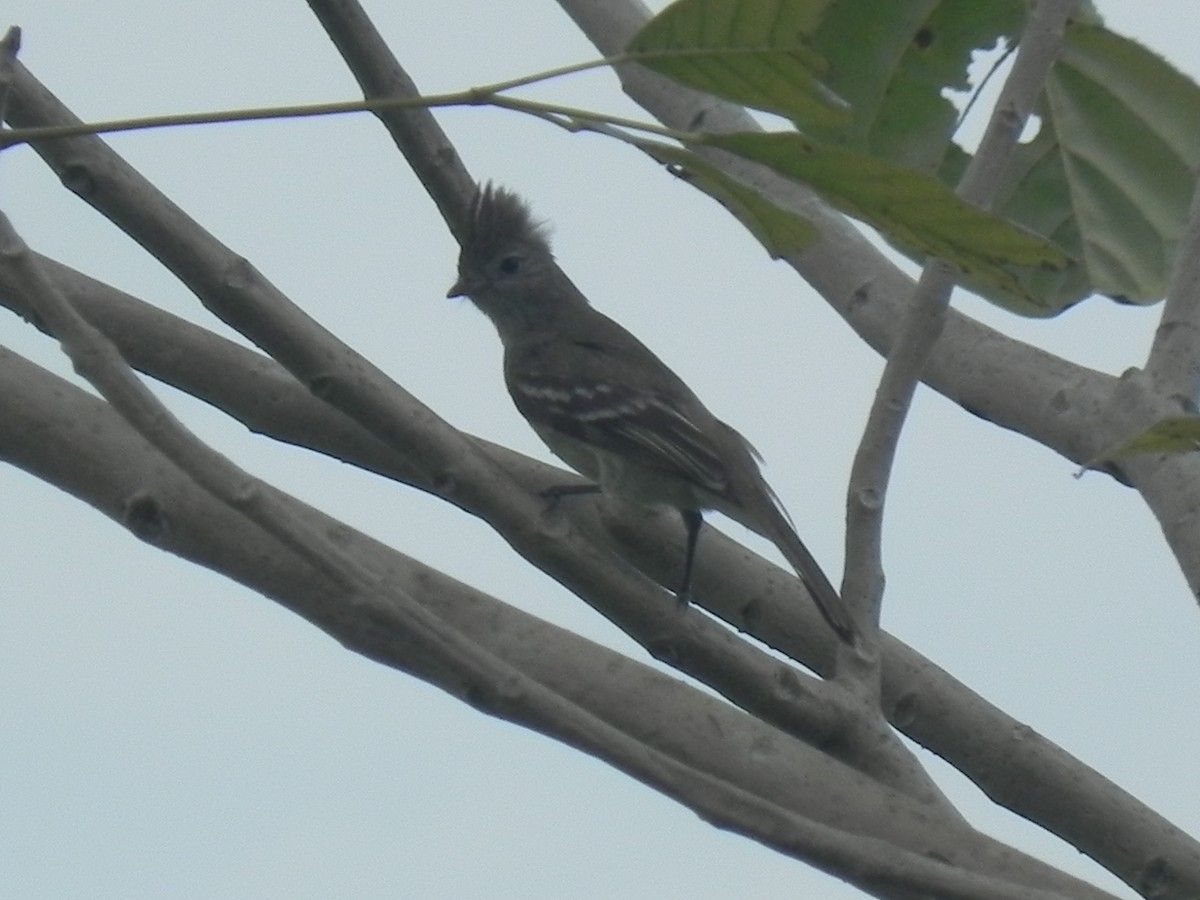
xmin=676 ymin=509 xmax=704 ymax=608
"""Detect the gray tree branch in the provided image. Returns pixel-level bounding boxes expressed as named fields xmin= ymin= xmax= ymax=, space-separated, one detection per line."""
xmin=6 ymin=61 xmax=921 ymax=801
xmin=0 ymin=342 xmax=1115 ymax=900
xmin=1 ymin=0 xmax=1198 ymax=895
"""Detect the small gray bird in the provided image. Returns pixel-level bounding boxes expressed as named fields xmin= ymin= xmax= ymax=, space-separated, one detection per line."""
xmin=447 ymin=183 xmax=857 ymax=645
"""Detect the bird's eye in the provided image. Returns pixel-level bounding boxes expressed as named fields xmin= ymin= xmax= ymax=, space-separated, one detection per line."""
xmin=498 ymin=255 xmax=522 ymax=276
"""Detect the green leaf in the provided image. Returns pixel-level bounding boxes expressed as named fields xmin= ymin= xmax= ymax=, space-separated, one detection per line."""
xmin=625 ymin=0 xmax=851 ymax=130
xmin=1087 ymin=416 xmax=1200 ymax=469
xmin=801 ymin=0 xmax=1025 ymax=169
xmin=635 ymin=141 xmax=821 ymax=257
xmin=629 ymin=3 xmax=1200 ymax=317
xmin=1041 ymin=23 xmax=1200 ymax=302
xmin=630 ymin=0 xmax=1028 ymax=166
xmin=702 ymin=131 xmax=1071 ymax=303
xmin=939 ymin=21 xmax=1200 ymax=315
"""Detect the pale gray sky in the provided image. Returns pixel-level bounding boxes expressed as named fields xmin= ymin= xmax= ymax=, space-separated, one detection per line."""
xmin=2 ymin=3 xmax=1196 ymax=898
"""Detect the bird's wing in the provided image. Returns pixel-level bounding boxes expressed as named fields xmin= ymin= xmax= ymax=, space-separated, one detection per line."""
xmin=508 ymin=370 xmax=729 ymax=494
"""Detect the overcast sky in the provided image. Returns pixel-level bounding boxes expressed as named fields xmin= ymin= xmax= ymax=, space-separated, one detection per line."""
xmin=2 ymin=2 xmax=1197 ymax=899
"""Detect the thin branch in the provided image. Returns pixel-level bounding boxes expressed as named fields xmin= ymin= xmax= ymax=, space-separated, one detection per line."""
xmin=0 ymin=61 xmax=647 ymax=153
xmin=956 ymin=3 xmax=1074 ymax=209
xmin=842 ymin=0 xmax=1079 ymax=683
xmin=0 ymin=94 xmax=384 ymax=147
xmin=841 ymin=263 xmax=955 ymax=653
xmin=0 ymin=46 xmax=704 ymax=157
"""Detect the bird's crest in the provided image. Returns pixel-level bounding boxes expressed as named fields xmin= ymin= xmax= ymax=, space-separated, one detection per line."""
xmin=461 ymin=182 xmax=552 ymax=264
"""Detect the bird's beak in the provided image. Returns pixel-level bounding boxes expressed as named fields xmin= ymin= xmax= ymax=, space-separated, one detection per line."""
xmin=446 ymin=274 xmax=484 ymax=298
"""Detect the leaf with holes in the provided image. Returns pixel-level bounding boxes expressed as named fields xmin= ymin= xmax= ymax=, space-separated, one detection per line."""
xmin=937 ymin=21 xmax=1200 ymax=314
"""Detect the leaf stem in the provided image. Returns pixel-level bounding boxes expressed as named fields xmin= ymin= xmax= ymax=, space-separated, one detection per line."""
xmin=0 ymin=53 xmax=664 ymax=150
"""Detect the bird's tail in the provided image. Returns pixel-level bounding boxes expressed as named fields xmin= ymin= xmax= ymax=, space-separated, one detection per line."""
xmin=714 ymin=421 xmax=858 ymax=644
xmin=765 ymin=509 xmax=858 ymax=645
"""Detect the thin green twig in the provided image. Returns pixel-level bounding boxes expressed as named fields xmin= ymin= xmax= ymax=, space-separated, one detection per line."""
xmin=0 ymin=53 xmax=651 ymax=150
xmin=475 ymin=53 xmax=628 ymax=95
